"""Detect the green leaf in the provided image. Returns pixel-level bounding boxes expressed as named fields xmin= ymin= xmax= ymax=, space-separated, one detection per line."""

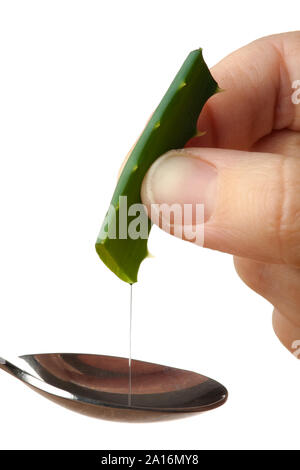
xmin=96 ymin=49 xmax=218 ymax=283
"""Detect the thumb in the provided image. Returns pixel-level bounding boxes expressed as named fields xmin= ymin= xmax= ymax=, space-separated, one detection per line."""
xmin=141 ymin=148 xmax=300 ymax=266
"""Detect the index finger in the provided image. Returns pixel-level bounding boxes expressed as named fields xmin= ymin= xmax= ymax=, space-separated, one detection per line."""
xmin=190 ymin=32 xmax=300 ymax=150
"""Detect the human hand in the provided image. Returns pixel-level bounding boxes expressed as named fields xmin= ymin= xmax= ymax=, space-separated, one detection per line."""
xmin=141 ymin=32 xmax=300 ymax=357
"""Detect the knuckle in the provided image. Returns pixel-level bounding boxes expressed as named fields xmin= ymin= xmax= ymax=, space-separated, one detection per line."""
xmin=276 ymin=156 xmax=300 ymax=266
xmin=234 ymin=257 xmax=270 ymax=297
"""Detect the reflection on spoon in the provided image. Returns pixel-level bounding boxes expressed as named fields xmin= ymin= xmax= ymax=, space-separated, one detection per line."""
xmin=0 ymin=353 xmax=228 ymax=422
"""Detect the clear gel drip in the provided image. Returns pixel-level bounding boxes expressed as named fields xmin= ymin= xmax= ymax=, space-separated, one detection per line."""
xmin=128 ymin=283 xmax=133 ymax=407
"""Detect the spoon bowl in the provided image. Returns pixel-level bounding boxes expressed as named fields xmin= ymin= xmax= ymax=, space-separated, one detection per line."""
xmin=0 ymin=353 xmax=227 ymax=421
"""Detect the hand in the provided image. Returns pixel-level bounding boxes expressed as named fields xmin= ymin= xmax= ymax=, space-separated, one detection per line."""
xmin=141 ymin=32 xmax=300 ymax=358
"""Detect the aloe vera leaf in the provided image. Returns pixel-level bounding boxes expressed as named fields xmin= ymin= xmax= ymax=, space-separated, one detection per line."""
xmin=96 ymin=49 xmax=218 ymax=284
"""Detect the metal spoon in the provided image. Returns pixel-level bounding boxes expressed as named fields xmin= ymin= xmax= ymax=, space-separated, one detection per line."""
xmin=0 ymin=353 xmax=227 ymax=421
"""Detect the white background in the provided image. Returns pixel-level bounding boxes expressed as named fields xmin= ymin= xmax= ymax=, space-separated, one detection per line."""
xmin=0 ymin=0 xmax=299 ymax=451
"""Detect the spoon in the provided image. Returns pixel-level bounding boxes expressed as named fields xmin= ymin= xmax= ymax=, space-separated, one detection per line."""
xmin=0 ymin=353 xmax=228 ymax=421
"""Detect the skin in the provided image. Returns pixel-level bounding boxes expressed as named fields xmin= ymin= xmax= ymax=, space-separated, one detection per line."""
xmin=140 ymin=32 xmax=300 ymax=357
